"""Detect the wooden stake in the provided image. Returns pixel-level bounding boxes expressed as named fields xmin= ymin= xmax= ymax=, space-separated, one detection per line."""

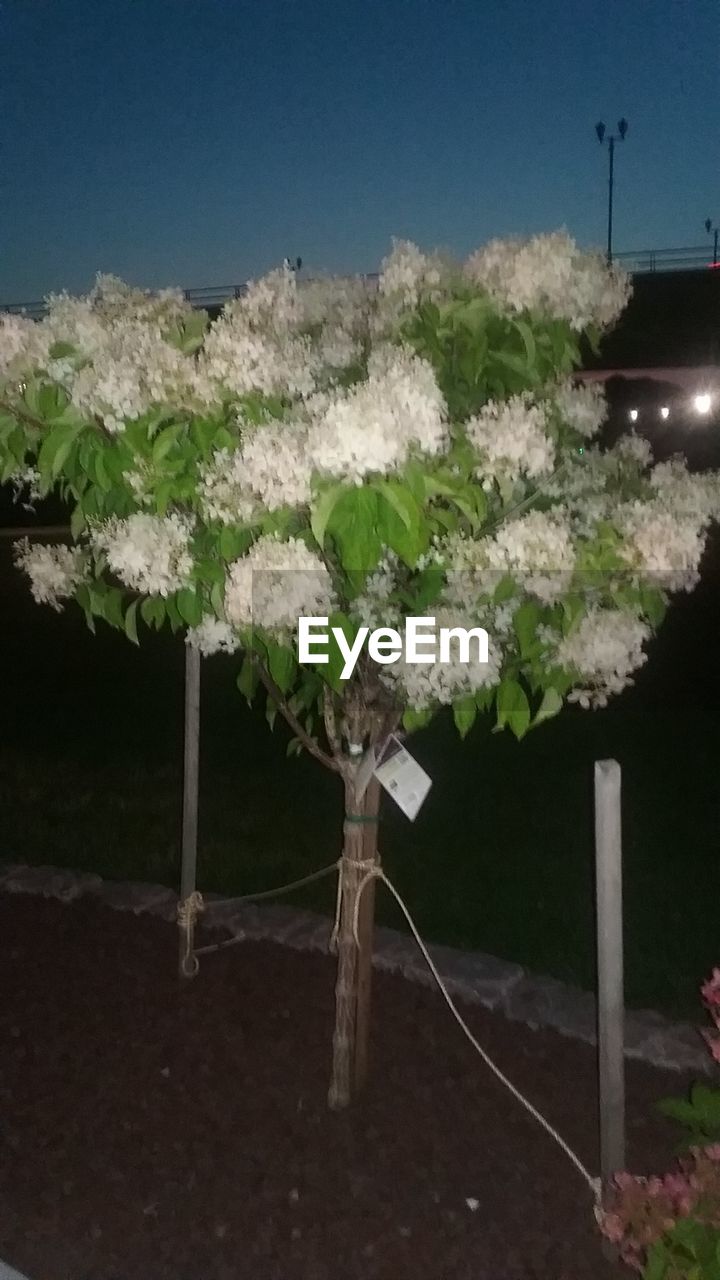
xmin=178 ymin=644 xmax=201 ymax=979
xmin=594 ymin=759 xmax=626 ymax=1194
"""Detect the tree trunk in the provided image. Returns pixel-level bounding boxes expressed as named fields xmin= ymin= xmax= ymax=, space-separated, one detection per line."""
xmin=327 ymin=772 xmax=381 ymax=1109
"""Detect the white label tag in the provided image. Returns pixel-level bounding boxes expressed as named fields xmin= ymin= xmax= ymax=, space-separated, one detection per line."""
xmin=373 ymin=734 xmax=432 ymax=822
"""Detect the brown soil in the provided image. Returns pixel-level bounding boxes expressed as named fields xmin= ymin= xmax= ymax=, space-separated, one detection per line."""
xmin=0 ymin=892 xmax=692 ymax=1280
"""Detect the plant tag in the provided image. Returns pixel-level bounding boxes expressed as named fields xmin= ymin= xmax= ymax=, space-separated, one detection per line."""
xmin=373 ymin=734 xmax=431 ymax=821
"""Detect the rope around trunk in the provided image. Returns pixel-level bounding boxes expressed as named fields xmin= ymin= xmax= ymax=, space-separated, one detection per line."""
xmin=181 ymin=855 xmax=602 ymax=1204
xmin=351 ymin=863 xmax=602 ymax=1206
xmin=187 ymin=862 xmax=341 ymax=958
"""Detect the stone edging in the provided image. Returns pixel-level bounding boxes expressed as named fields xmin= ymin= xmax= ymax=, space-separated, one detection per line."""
xmin=0 ymin=861 xmax=710 ymax=1076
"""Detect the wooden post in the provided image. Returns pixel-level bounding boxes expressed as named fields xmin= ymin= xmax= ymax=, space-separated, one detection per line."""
xmin=595 ymin=759 xmax=626 ymax=1195
xmin=178 ymin=644 xmax=201 ymax=979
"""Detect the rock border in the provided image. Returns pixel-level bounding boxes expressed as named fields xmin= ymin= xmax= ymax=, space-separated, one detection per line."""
xmin=0 ymin=860 xmax=709 ymax=1076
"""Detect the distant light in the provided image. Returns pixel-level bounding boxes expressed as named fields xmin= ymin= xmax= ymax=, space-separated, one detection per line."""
xmin=629 ymin=408 xmax=638 ymax=422
xmin=693 ymin=393 xmax=712 ymax=415
xmin=660 ymin=406 xmax=670 ymax=420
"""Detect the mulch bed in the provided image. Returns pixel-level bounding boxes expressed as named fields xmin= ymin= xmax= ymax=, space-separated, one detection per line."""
xmin=0 ymin=892 xmax=695 ymax=1280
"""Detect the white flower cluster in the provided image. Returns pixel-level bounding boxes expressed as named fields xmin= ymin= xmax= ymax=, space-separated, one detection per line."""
xmin=614 ymin=433 xmax=653 ymax=468
xmin=551 ymin=378 xmax=607 ymax=439
xmin=224 ymin=534 xmax=336 ymax=632
xmin=14 ymin=539 xmax=87 ymax=610
xmin=464 ymin=231 xmax=631 ymax=332
xmin=70 ymin=323 xmax=212 ymax=434
xmin=199 ymin=421 xmax=312 ymax=525
xmin=306 ymin=345 xmax=447 ymax=482
xmin=649 ymin=458 xmax=720 ymax=523
xmin=447 ymin=510 xmax=576 ymax=605
xmin=616 ymin=498 xmax=707 ymax=592
xmin=377 ymin=239 xmax=447 ymax=314
xmin=200 ymin=344 xmax=448 ymax=513
xmin=557 ymin=607 xmax=650 ymax=708
xmin=297 ymin=275 xmax=369 ymax=372
xmin=0 ymin=314 xmax=38 ymax=378
xmin=200 ymin=268 xmax=370 ymax=404
xmin=468 ymin=393 xmax=555 ymax=483
xmin=21 ymin=280 xmax=218 ymax=433
xmin=388 ymin=609 xmax=502 ymax=711
xmin=186 ymin=616 xmax=240 ymax=656
xmin=351 ymin=552 xmax=402 ymax=629
xmin=91 ymin=513 xmax=193 ymax=596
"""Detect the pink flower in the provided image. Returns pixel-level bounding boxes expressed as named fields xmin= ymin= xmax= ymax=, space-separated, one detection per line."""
xmin=601 ymin=1212 xmax=625 ymax=1244
xmin=701 ymin=968 xmax=720 ymax=1008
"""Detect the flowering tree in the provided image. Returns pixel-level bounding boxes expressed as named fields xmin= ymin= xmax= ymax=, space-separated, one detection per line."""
xmin=1 ymin=232 xmax=719 ymax=1108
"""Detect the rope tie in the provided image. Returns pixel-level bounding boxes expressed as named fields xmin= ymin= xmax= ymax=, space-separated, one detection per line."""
xmin=351 ymin=866 xmax=603 ymax=1206
xmin=177 ymin=890 xmax=205 ymax=977
xmin=329 ymin=855 xmax=381 ymax=952
xmin=178 ymin=856 xmax=602 ymax=1205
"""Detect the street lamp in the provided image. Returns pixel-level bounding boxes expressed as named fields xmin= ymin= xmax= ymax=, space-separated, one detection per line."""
xmin=705 ymin=219 xmax=718 ymax=266
xmin=595 ymin=118 xmax=628 ymax=265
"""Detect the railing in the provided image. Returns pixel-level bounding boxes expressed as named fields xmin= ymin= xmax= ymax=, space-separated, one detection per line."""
xmin=614 ymin=245 xmax=717 ymax=273
xmin=2 ymin=250 xmax=717 ymax=319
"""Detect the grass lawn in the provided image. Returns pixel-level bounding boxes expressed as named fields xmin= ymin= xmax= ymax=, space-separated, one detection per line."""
xmin=1 ymin=535 xmax=718 ymax=1019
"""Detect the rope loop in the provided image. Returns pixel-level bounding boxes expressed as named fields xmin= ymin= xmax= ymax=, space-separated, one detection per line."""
xmin=177 ymin=890 xmax=205 ymax=977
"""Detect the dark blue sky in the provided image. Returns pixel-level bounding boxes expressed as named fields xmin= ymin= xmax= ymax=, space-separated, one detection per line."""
xmin=1 ymin=0 xmax=717 ymax=300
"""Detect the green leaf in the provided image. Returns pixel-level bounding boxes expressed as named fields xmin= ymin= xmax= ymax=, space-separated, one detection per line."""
xmin=376 ymin=482 xmax=425 ymax=566
xmin=176 ymin=588 xmax=203 ymax=627
xmin=219 ymin=527 xmax=250 ymax=561
xmin=375 ymin=480 xmax=417 ymax=531
xmin=124 ymin=599 xmax=139 ymax=645
xmin=37 ymin=383 xmax=70 ymax=419
xmin=140 ymin=597 xmax=158 ymax=628
xmin=310 ymin=482 xmax=346 ymax=549
xmin=37 ymin=422 xmax=80 ymax=480
xmin=152 ymin=423 xmax=183 ymax=464
xmin=103 ymin=588 xmax=125 ymax=630
xmin=48 ymin=341 xmax=76 ymax=360
xmin=193 ymin=558 xmax=225 ymax=585
xmin=513 ymin=602 xmax=540 ymax=657
xmin=267 ymin=642 xmax=297 ymax=694
xmin=514 ymin=319 xmax=536 ymax=366
xmin=496 ymin=679 xmax=531 ymax=739
xmin=453 ymin=696 xmax=477 ymax=739
xmin=236 ymin=654 xmax=259 ymax=703
xmin=327 ymin=485 xmax=382 ymax=572
xmin=640 ymin=585 xmax=668 ymax=628
xmin=402 ymin=705 xmax=434 ymax=733
xmin=323 ymin=613 xmax=357 ymax=691
xmin=70 ymin=505 xmax=86 ymax=539
xmin=190 ymin=417 xmax=221 ymax=456
xmin=493 ymin=575 xmax=517 ymax=603
xmin=532 ymin=687 xmax=563 ymax=728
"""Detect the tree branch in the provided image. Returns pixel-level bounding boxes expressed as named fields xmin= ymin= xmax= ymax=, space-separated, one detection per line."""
xmin=0 ymin=398 xmax=44 ymax=432
xmin=254 ymin=660 xmax=341 ymax=773
xmin=322 ymin=687 xmax=342 ymax=757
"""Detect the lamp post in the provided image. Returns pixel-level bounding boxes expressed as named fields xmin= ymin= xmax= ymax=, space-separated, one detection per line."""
xmin=595 ymin=118 xmax=628 ymax=265
xmin=705 ymin=219 xmax=718 ymax=266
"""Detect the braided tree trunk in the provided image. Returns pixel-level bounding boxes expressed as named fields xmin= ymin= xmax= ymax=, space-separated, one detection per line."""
xmin=327 ymin=771 xmax=381 ymax=1109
